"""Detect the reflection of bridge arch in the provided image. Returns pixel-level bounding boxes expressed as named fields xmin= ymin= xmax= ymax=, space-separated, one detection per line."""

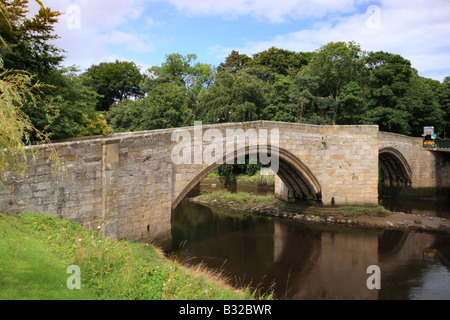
xmin=379 ymin=147 xmax=412 ymax=187
xmin=172 ymin=145 xmax=322 ymax=210
xmin=378 ymin=229 xmax=409 ymax=257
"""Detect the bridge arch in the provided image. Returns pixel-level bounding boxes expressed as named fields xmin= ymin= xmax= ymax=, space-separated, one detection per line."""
xmin=379 ymin=147 xmax=412 ymax=187
xmin=171 ymin=145 xmax=322 ymax=210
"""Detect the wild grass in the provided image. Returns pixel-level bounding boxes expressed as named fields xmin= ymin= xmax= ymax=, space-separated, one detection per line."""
xmin=338 ymin=205 xmax=391 ymax=217
xmin=194 ymin=191 xmax=277 ymax=211
xmin=206 ymin=170 xmax=275 ymax=187
xmin=0 ymin=213 xmax=268 ymax=300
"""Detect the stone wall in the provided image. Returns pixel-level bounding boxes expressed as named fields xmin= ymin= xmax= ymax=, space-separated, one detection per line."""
xmin=0 ymin=121 xmax=416 ymax=242
xmin=171 ymin=122 xmax=380 ymax=208
xmin=378 ymin=132 xmax=439 ymax=188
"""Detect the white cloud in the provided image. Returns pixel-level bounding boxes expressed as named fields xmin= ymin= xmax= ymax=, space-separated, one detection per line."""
xmin=28 ymin=0 xmax=154 ymax=70
xmin=165 ymin=0 xmax=372 ymax=23
xmin=208 ymin=0 xmax=450 ymax=81
xmin=27 ymin=0 xmax=450 ymax=81
xmin=105 ymin=31 xmax=154 ymax=53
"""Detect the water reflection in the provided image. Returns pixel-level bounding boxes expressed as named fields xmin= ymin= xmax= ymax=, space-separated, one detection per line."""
xmin=380 ymin=196 xmax=450 ymax=219
xmin=169 ymin=197 xmax=450 ymax=300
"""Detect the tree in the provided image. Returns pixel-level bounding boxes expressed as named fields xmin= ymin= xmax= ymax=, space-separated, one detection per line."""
xmin=0 ymin=0 xmax=64 ymax=75
xmin=362 ymin=51 xmax=414 ymax=135
xmin=403 ymin=73 xmax=446 ymax=137
xmin=144 ymin=53 xmax=215 ymax=124
xmin=82 ymin=60 xmax=144 ymax=111
xmin=24 ymin=67 xmax=113 ymax=140
xmin=261 ymin=74 xmax=295 ymax=122
xmin=337 ymin=81 xmax=367 ymax=125
xmin=109 ymin=82 xmax=191 ymax=132
xmin=218 ymin=50 xmax=251 ymax=76
xmin=438 ymin=76 xmax=450 ymax=138
xmin=0 ymin=0 xmax=60 ymax=180
xmin=197 ymin=71 xmax=267 ymax=124
xmin=250 ymin=47 xmax=310 ymax=82
xmin=290 ymin=74 xmax=320 ymax=123
xmin=365 ymin=51 xmax=412 ymax=109
xmin=300 ymin=41 xmax=364 ymax=124
xmin=0 ymin=65 xmax=46 ymax=177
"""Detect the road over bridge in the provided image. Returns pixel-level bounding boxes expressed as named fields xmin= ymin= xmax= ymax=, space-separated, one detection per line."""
xmin=1 ymin=121 xmax=448 ymax=241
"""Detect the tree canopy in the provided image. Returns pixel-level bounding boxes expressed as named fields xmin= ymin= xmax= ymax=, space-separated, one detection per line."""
xmin=82 ymin=60 xmax=144 ymax=112
xmin=107 ymin=44 xmax=449 ymax=138
xmin=1 ymin=1 xmax=448 ymax=144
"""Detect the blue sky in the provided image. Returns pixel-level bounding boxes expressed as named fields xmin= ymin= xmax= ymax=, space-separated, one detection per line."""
xmin=31 ymin=0 xmax=450 ymax=82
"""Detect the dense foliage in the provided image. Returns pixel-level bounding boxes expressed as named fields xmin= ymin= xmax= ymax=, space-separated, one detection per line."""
xmin=108 ymin=44 xmax=449 ymax=138
xmin=0 ymin=0 xmax=113 ymax=141
xmin=1 ymin=1 xmax=449 ymax=145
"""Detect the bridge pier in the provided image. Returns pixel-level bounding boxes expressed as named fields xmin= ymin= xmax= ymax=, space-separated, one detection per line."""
xmin=274 ymin=175 xmax=295 ymax=202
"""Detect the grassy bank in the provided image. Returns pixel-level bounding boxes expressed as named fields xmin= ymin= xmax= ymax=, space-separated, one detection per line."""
xmin=206 ymin=170 xmax=275 ymax=187
xmin=193 ymin=191 xmax=277 ymax=212
xmin=338 ymin=205 xmax=391 ymax=217
xmin=0 ymin=213 xmax=265 ymax=300
xmin=192 ymin=190 xmax=392 ymax=219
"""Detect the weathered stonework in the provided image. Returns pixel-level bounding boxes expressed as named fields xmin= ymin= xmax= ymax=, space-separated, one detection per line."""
xmin=378 ymin=132 xmax=447 ymax=188
xmin=0 ymin=121 xmax=446 ymax=242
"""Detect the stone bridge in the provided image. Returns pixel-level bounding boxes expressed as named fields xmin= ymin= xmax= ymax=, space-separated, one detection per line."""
xmin=1 ymin=121 xmax=448 ymax=241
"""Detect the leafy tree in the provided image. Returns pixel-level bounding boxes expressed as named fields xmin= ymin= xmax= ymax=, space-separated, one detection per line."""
xmin=362 ymin=51 xmax=414 ymax=134
xmin=403 ymin=73 xmax=446 ymax=136
xmin=337 ymin=81 xmax=366 ymax=124
xmin=217 ymin=50 xmax=251 ymax=76
xmin=144 ymin=53 xmax=215 ymax=124
xmin=82 ymin=60 xmax=144 ymax=111
xmin=24 ymin=67 xmax=113 ymax=140
xmin=290 ymin=74 xmax=320 ymax=123
xmin=0 ymin=0 xmax=61 ymax=180
xmin=250 ymin=47 xmax=310 ymax=81
xmin=0 ymin=0 xmax=64 ymax=75
xmin=197 ymin=71 xmax=267 ymax=124
xmin=438 ymin=76 xmax=450 ymax=138
xmin=0 ymin=64 xmax=47 ymax=177
xmin=261 ymin=74 xmax=295 ymax=122
xmin=300 ymin=41 xmax=364 ymax=124
xmin=363 ymin=107 xmax=411 ymax=134
xmin=109 ymin=82 xmax=191 ymax=132
xmin=365 ymin=51 xmax=412 ymax=109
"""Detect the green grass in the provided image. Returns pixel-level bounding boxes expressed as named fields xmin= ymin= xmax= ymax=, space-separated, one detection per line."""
xmin=338 ymin=205 xmax=391 ymax=217
xmin=206 ymin=170 xmax=275 ymax=186
xmin=195 ymin=191 xmax=277 ymax=211
xmin=194 ymin=191 xmax=393 ymax=220
xmin=0 ymin=214 xmax=97 ymax=300
xmin=0 ymin=213 xmax=268 ymax=300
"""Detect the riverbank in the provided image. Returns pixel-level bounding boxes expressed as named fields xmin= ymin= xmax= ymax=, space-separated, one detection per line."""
xmin=0 ymin=213 xmax=266 ymax=300
xmin=190 ymin=191 xmax=450 ymax=235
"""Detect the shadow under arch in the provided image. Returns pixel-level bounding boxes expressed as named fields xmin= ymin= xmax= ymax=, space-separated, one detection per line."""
xmin=379 ymin=147 xmax=412 ymax=187
xmin=171 ymin=145 xmax=322 ymax=210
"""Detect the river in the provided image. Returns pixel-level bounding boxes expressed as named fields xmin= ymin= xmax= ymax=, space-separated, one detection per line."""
xmin=164 ymin=179 xmax=450 ymax=300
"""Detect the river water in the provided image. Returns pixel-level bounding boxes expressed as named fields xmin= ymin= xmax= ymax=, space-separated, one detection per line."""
xmin=164 ymin=180 xmax=450 ymax=300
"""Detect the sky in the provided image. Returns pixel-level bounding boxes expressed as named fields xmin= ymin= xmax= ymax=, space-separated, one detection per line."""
xmin=29 ymin=0 xmax=450 ymax=82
